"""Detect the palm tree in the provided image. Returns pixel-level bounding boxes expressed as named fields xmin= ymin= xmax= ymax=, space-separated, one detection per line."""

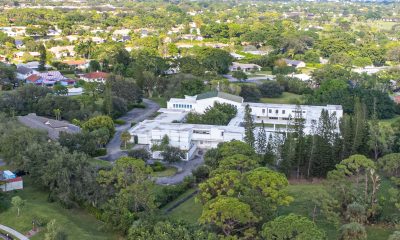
xmin=121 ymin=131 xmax=131 ymax=149
xmin=76 ymin=40 xmax=95 ymax=59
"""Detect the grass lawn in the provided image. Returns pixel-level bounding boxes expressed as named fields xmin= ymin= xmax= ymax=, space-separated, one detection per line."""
xmin=151 ymin=167 xmax=178 ymax=177
xmin=64 ymin=73 xmax=78 ymax=80
xmin=88 ymin=158 xmax=112 ymax=168
xmin=165 ymin=181 xmax=398 ymax=239
xmin=166 ymin=191 xmax=202 ymax=224
xmin=0 ymin=177 xmax=119 ymax=240
xmin=149 ymin=97 xmax=167 ymax=108
xmin=260 ymin=92 xmax=305 ymax=104
xmin=379 ymin=115 xmax=400 ymax=127
xmin=280 ymin=181 xmax=397 ymax=240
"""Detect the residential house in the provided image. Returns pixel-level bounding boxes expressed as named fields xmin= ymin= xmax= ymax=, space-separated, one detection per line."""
xmin=112 ymin=29 xmax=131 ymax=42
xmin=25 ymin=74 xmax=43 ymax=85
xmin=62 ymin=59 xmax=88 ymax=70
xmin=0 ymin=26 xmax=26 ymax=37
xmin=14 ymin=39 xmax=24 ymax=49
xmin=91 ymin=36 xmax=105 ymax=44
xmin=0 ymin=170 xmax=23 ymax=192
xmin=288 ymin=73 xmax=312 ymax=82
xmin=49 ymin=46 xmax=76 ymax=59
xmin=181 ymin=34 xmax=203 ymax=41
xmin=18 ymin=113 xmax=81 ymax=140
xmin=16 ymin=65 xmax=35 ymax=80
xmin=80 ymin=71 xmax=109 ymax=83
xmin=36 ymin=71 xmax=74 ymax=87
xmin=284 ymin=59 xmax=306 ymax=68
xmin=229 ymin=62 xmax=261 ymax=72
xmin=14 ymin=51 xmax=40 ymax=60
xmin=18 ymin=61 xmax=49 ymax=71
xmin=230 ymin=53 xmax=245 ymax=60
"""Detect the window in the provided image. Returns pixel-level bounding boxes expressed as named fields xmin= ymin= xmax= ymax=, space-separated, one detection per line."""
xmin=303 ymin=111 xmax=306 ymax=113
xmin=275 ymin=110 xmax=278 ymax=114
xmin=282 ymin=117 xmax=290 ymax=120
xmin=221 ymin=132 xmax=224 ymax=136
xmin=193 ymin=130 xmax=210 ymax=134
xmin=262 ymin=109 xmax=265 ymax=114
xmin=173 ymin=104 xmax=176 ymax=108
xmin=282 ymin=110 xmax=285 ymax=114
xmin=190 ymin=105 xmax=192 ymax=109
xmin=269 ymin=117 xmax=278 ymax=120
xmin=269 ymin=109 xmax=272 ymax=113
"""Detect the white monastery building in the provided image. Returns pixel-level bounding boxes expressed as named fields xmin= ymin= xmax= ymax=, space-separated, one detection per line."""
xmin=129 ymin=91 xmax=343 ymax=161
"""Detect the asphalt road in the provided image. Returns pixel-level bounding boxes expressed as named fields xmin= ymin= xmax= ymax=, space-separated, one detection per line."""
xmin=155 ymin=153 xmax=204 ymax=185
xmin=0 ymin=224 xmax=28 ymax=240
xmin=99 ymin=99 xmax=160 ymax=161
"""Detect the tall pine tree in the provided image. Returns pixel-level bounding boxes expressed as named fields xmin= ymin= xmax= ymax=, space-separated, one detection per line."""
xmin=38 ymin=44 xmax=46 ymax=71
xmin=256 ymin=120 xmax=267 ymax=154
xmin=243 ymin=104 xmax=255 ymax=148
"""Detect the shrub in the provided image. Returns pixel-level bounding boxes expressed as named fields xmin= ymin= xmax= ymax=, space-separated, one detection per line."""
xmin=93 ymin=148 xmax=107 ymax=157
xmin=151 ymin=161 xmax=166 ymax=172
xmin=128 ymin=148 xmax=151 ymax=161
xmin=192 ymin=165 xmax=210 ymax=183
xmin=155 ymin=176 xmax=195 ymax=207
xmin=259 ymin=81 xmax=283 ymax=98
xmin=161 ymin=146 xmax=185 ymax=163
xmin=339 ymin=222 xmax=367 ymax=240
xmin=113 ymin=119 xmax=126 ymax=125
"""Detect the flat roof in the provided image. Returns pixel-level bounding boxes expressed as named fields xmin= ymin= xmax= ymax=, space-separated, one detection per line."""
xmin=245 ymin=102 xmax=342 ymax=111
xmin=130 ymin=120 xmax=244 ymax=135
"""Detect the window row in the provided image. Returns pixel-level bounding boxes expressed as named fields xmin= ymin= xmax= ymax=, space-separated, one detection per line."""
xmin=173 ymin=103 xmax=192 ymax=109
xmin=261 ymin=109 xmax=307 ymax=114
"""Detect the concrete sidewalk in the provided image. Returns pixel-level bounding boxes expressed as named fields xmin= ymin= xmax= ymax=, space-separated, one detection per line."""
xmin=0 ymin=224 xmax=29 ymax=240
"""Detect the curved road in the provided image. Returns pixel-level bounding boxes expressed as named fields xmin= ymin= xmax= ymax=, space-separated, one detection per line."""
xmin=100 ymin=99 xmax=160 ymax=161
xmin=0 ymin=224 xmax=28 ymax=240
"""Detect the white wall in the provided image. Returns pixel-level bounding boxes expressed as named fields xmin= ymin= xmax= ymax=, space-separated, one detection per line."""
xmin=0 ymin=181 xmax=23 ymax=192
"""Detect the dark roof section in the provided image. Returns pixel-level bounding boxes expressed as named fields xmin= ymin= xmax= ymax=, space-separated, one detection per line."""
xmin=16 ymin=65 xmax=33 ymax=75
xmin=196 ymin=91 xmax=243 ymax=103
xmin=18 ymin=113 xmax=81 ymax=140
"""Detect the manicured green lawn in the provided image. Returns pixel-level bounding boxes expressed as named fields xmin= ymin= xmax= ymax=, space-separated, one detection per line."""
xmin=151 ymin=167 xmax=178 ymax=177
xmin=260 ymin=92 xmax=305 ymax=104
xmin=166 ymin=193 xmax=202 ymax=224
xmin=89 ymin=158 xmax=112 ymax=168
xmin=0 ymin=178 xmax=118 ymax=240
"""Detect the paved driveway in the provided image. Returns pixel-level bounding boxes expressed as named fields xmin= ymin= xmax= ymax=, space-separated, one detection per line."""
xmin=99 ymin=99 xmax=160 ymax=161
xmin=155 ymin=154 xmax=204 ymax=185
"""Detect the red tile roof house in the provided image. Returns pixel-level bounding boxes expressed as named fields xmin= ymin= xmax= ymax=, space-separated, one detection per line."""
xmin=80 ymin=71 xmax=109 ymax=83
xmin=25 ymin=74 xmax=43 ymax=86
